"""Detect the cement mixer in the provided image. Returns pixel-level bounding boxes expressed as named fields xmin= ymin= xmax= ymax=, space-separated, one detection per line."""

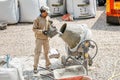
xmin=46 ymin=23 xmax=98 ymax=73
xmin=59 ymin=23 xmax=98 ymax=73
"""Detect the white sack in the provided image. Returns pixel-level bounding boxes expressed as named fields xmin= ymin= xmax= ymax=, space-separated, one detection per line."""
xmin=66 ymin=0 xmax=96 ymax=19
xmin=47 ymin=0 xmax=66 ymax=16
xmin=39 ymin=0 xmax=47 ymax=8
xmin=0 ymin=0 xmax=19 ymax=24
xmin=9 ymin=58 xmax=24 ymax=80
xmin=19 ymin=0 xmax=46 ymax=22
xmin=0 ymin=68 xmax=20 ymax=80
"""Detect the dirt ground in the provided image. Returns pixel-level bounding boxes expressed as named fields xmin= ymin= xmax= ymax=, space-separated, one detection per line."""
xmin=0 ymin=6 xmax=120 ymax=80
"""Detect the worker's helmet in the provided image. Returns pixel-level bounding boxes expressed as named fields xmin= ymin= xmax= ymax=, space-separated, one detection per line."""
xmin=40 ymin=6 xmax=50 ymax=14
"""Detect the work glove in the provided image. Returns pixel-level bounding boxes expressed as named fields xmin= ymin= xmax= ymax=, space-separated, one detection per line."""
xmin=42 ymin=30 xmax=48 ymax=35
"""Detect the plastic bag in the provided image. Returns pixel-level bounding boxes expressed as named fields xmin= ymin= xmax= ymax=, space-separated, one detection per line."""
xmin=62 ymin=14 xmax=73 ymax=21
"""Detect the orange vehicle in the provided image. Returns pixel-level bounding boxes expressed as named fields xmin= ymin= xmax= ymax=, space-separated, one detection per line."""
xmin=106 ymin=0 xmax=120 ymax=24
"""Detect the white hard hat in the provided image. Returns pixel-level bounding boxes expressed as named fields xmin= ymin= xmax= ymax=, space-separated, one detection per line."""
xmin=40 ymin=6 xmax=50 ymax=14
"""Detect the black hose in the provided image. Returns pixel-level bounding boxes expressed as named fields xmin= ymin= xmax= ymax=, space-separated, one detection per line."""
xmin=77 ymin=40 xmax=98 ymax=60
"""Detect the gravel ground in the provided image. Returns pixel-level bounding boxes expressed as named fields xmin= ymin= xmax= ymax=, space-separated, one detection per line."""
xmin=0 ymin=6 xmax=120 ymax=80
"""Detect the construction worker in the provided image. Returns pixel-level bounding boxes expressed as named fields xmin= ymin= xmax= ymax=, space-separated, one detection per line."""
xmin=33 ymin=6 xmax=52 ymax=73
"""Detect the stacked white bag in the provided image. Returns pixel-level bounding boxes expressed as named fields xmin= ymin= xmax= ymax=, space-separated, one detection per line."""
xmin=0 ymin=0 xmax=19 ymax=24
xmin=0 ymin=68 xmax=21 ymax=80
xmin=19 ymin=0 xmax=40 ymax=22
xmin=47 ymin=0 xmax=66 ymax=16
xmin=0 ymin=0 xmax=48 ymax=23
xmin=0 ymin=57 xmax=24 ymax=80
xmin=66 ymin=0 xmax=96 ymax=19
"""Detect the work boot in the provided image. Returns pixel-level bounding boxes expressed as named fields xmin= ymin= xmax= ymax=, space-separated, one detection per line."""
xmin=46 ymin=64 xmax=53 ymax=71
xmin=33 ymin=68 xmax=38 ymax=74
xmin=46 ymin=62 xmax=51 ymax=68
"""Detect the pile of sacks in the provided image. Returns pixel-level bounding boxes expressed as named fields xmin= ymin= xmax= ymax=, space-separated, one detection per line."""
xmin=0 ymin=0 xmax=97 ymax=24
xmin=0 ymin=48 xmax=60 ymax=80
xmin=0 ymin=55 xmax=24 ymax=80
